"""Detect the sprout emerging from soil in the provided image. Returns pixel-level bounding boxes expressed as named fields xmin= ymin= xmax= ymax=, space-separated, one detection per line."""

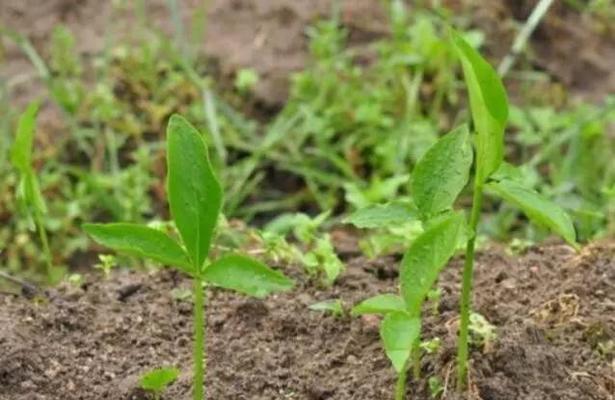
xmin=84 ymin=115 xmax=294 ymax=400
xmin=349 ymin=31 xmax=579 ymax=400
xmin=139 ymin=367 xmax=180 ymax=400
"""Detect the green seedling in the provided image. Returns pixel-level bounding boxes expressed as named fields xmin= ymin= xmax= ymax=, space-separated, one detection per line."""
xmin=428 ymin=376 xmax=444 ymax=399
xmin=308 ymin=299 xmax=344 ymax=317
xmin=93 ymin=254 xmax=117 ymax=278
xmin=420 ymin=338 xmax=441 ymax=355
xmin=234 ymin=68 xmax=259 ymax=94
xmin=468 ymin=313 xmax=497 ymax=352
xmin=352 ymin=211 xmax=466 ymax=400
xmin=139 ymin=366 xmax=180 ymax=399
xmin=451 ymin=31 xmax=579 ymax=389
xmin=10 ymin=102 xmax=53 ymax=277
xmin=349 ymin=31 xmax=578 ymax=398
xmin=83 ymin=115 xmax=294 ymax=400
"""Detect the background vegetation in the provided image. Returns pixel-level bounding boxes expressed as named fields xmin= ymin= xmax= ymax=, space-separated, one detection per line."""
xmin=1 ymin=0 xmax=613 ymax=283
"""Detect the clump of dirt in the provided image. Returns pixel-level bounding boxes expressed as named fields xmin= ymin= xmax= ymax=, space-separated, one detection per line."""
xmin=1 ymin=242 xmax=613 ymax=400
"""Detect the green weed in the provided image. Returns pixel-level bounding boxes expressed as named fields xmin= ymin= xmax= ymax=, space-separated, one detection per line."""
xmin=10 ymin=102 xmax=54 ymax=278
xmin=139 ymin=366 xmax=180 ymax=400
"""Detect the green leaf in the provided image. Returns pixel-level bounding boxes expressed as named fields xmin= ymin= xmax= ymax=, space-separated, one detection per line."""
xmin=309 ymin=299 xmax=344 ymax=316
xmin=167 ymin=114 xmax=222 ymax=271
xmin=17 ymin=171 xmax=47 ymax=216
xmin=83 ymin=223 xmax=193 ymax=274
xmin=303 ymin=235 xmax=344 ymax=285
xmin=452 ymin=31 xmax=508 ymax=183
xmin=10 ymin=101 xmax=39 ymax=172
xmin=486 ymin=179 xmax=578 ymax=248
xmin=344 ymin=202 xmax=417 ymax=228
xmin=352 ymin=294 xmax=406 ymax=316
xmin=139 ymin=367 xmax=180 ymax=393
xmin=380 ymin=312 xmax=421 ymax=373
xmin=400 ymin=212 xmax=465 ymax=315
xmin=411 ymin=125 xmax=473 ymax=218
xmin=203 ymin=253 xmax=294 ymax=298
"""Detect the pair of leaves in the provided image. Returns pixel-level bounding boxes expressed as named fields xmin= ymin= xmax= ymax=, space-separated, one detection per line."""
xmin=352 ymin=212 xmax=465 ymax=318
xmin=350 ymin=123 xmax=471 ymax=374
xmin=140 ymin=367 xmax=180 ymax=393
xmin=352 ymin=212 xmax=465 ymax=373
xmin=84 ymin=115 xmax=293 ymax=298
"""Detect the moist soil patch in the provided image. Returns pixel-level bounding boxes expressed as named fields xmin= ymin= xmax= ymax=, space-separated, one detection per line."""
xmin=1 ymin=242 xmax=613 ymax=400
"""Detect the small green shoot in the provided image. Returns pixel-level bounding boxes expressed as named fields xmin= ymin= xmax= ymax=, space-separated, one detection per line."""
xmin=93 ymin=254 xmax=117 ymax=278
xmin=468 ymin=313 xmax=497 ymax=352
xmin=10 ymin=101 xmax=54 ymax=277
xmin=234 ymin=68 xmax=259 ymax=94
xmin=139 ymin=366 xmax=180 ymax=399
xmin=308 ymin=299 xmax=344 ymax=317
xmin=84 ymin=115 xmax=294 ymax=400
xmin=428 ymin=376 xmax=444 ymax=399
xmin=420 ymin=337 xmax=441 ymax=355
xmin=352 ymin=211 xmax=466 ymax=400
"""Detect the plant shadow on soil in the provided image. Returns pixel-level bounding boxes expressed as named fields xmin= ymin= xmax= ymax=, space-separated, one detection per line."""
xmin=1 ymin=240 xmax=613 ymax=400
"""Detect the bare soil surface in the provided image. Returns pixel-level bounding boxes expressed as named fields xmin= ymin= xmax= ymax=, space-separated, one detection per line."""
xmin=1 ymin=242 xmax=613 ymax=400
xmin=2 ymin=0 xmax=614 ymax=109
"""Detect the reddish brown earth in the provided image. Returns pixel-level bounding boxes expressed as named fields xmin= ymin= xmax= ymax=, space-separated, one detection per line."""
xmin=2 ymin=0 xmax=614 ymax=109
xmin=1 ymin=242 xmax=613 ymax=400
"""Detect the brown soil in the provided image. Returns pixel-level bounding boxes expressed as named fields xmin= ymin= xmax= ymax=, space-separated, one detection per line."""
xmin=1 ymin=241 xmax=613 ymax=400
xmin=2 ymin=0 xmax=614 ymax=109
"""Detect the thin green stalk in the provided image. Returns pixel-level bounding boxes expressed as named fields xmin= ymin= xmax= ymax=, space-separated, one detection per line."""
xmin=456 ymin=181 xmax=484 ymax=390
xmin=411 ymin=339 xmax=421 ymax=380
xmin=394 ymin=368 xmax=407 ymax=400
xmin=192 ymin=278 xmax=205 ymax=400
xmin=34 ymin=209 xmax=52 ymax=277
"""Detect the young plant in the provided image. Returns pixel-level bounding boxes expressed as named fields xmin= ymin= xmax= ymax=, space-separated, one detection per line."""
xmin=350 ymin=30 xmax=578 ymax=397
xmin=139 ymin=367 xmax=180 ymax=400
xmin=351 ymin=121 xmax=474 ymax=399
xmin=451 ymin=31 xmax=579 ymax=388
xmin=352 ymin=211 xmax=466 ymax=400
xmin=264 ymin=211 xmax=344 ymax=285
xmin=10 ymin=101 xmax=54 ymax=277
xmin=83 ymin=115 xmax=294 ymax=400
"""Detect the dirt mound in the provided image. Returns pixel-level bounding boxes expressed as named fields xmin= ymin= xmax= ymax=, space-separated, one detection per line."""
xmin=1 ymin=242 xmax=612 ymax=399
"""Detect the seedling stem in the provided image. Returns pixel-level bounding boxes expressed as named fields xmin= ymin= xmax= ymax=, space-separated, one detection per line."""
xmin=193 ymin=277 xmax=205 ymax=400
xmin=394 ymin=367 xmax=408 ymax=400
xmin=456 ymin=181 xmax=484 ymax=389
